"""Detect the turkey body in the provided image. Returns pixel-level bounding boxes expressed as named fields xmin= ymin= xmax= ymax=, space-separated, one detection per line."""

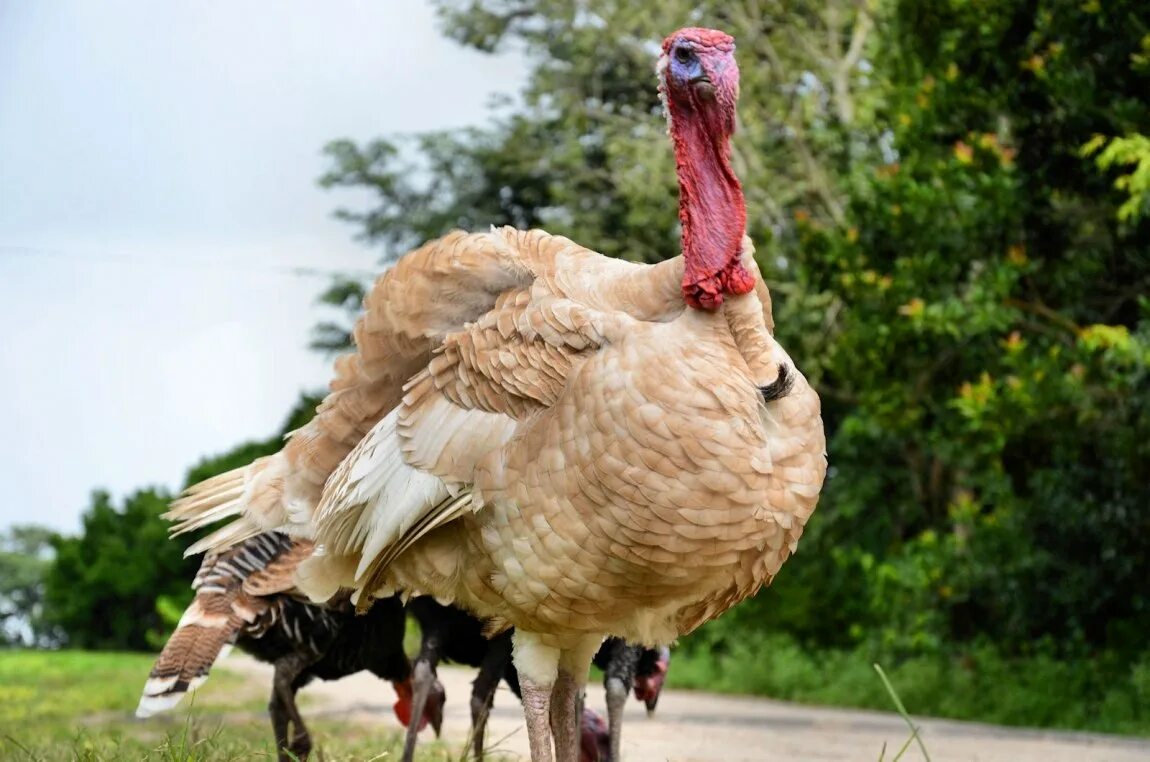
xmin=170 ymin=228 xmax=824 ymax=762
xmin=238 ymin=589 xmax=410 ymax=687
xmin=388 ymin=297 xmax=820 ymax=645
xmin=236 ymin=591 xmax=414 ymax=762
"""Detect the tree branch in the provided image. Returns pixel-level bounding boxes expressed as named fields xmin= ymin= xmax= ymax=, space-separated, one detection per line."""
xmin=831 ymin=2 xmax=874 ymax=126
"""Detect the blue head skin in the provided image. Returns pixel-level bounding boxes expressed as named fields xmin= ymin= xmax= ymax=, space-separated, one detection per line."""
xmin=658 ymin=27 xmax=739 ymax=118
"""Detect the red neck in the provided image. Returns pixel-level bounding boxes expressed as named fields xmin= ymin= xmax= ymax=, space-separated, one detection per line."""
xmin=670 ymin=106 xmax=752 ymax=310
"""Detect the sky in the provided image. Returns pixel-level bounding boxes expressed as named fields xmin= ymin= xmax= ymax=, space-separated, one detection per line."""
xmin=0 ymin=1 xmax=524 ymax=533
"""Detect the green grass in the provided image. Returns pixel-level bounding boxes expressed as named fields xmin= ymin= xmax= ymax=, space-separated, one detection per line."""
xmin=668 ymin=634 xmax=1150 ymax=737
xmin=0 ymin=650 xmax=454 ymax=761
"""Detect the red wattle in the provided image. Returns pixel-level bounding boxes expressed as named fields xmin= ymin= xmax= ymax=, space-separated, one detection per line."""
xmin=393 ymin=697 xmax=411 ymax=726
xmin=682 ymin=259 xmax=755 ymax=310
xmin=668 ymin=97 xmax=748 ymax=310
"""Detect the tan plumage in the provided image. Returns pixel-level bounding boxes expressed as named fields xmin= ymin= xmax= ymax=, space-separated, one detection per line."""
xmin=165 ymin=26 xmax=826 ymax=761
xmin=169 ymin=224 xmax=823 ymax=639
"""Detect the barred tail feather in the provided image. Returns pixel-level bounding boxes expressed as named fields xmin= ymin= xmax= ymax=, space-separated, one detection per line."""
xmin=135 ymin=599 xmax=241 ymax=718
xmin=138 ymin=533 xmax=296 ymax=718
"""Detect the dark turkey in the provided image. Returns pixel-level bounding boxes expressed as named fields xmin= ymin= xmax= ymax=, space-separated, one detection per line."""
xmin=137 ymin=532 xmax=431 ymax=762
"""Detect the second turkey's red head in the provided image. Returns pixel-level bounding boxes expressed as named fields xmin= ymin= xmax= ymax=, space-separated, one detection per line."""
xmin=633 ymin=646 xmax=672 ymax=715
xmin=392 ymin=676 xmax=445 ymax=736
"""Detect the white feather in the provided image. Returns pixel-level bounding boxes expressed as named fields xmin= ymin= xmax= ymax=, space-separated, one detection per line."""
xmin=134 ymin=670 xmax=212 ymax=718
xmin=174 ymin=600 xmax=205 ymax=628
xmin=135 ymin=687 xmax=184 ymax=718
xmin=184 ymin=516 xmax=262 ymax=558
xmin=312 ymin=410 xmax=451 ymax=581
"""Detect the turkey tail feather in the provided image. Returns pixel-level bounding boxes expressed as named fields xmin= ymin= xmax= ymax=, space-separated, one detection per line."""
xmin=135 ymin=599 xmax=240 ymax=717
xmin=164 ymin=466 xmax=248 ymax=537
xmin=137 ymin=532 xmax=297 ymax=717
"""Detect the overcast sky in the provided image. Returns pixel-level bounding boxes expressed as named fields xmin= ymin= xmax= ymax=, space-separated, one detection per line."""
xmin=0 ymin=1 xmax=523 ymax=533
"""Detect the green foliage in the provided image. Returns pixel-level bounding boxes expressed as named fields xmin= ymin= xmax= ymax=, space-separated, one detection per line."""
xmin=0 ymin=526 xmax=57 ymax=647
xmin=41 ymin=489 xmax=198 ymax=651
xmin=1082 ymin=133 xmax=1150 ymax=223
xmin=776 ymin=0 xmax=1150 ymax=659
xmin=670 ymin=631 xmax=1150 ymax=736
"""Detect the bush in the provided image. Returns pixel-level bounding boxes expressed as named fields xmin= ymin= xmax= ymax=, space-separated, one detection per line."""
xmin=672 ymin=629 xmax=1150 ymax=735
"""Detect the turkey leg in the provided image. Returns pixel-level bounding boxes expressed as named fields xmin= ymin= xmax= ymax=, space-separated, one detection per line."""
xmin=400 ymin=656 xmax=439 ymax=762
xmin=551 ymin=636 xmax=603 ymax=762
xmin=270 ymin=653 xmax=314 ymax=762
xmin=469 ymin=632 xmax=513 ymax=760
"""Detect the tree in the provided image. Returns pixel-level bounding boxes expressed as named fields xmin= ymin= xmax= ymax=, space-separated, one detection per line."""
xmin=43 ymin=488 xmax=197 ymax=651
xmin=0 ymin=525 xmax=58 ymax=647
xmin=765 ymin=0 xmax=1150 ymax=655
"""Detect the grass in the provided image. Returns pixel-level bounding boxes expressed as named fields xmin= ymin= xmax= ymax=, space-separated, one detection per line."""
xmin=0 ymin=650 xmax=454 ymax=761
xmin=668 ymin=633 xmax=1150 ymax=737
xmin=874 ymin=664 xmax=930 ymax=762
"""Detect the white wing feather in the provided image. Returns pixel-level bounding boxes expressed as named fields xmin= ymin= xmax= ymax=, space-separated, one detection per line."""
xmin=312 ymin=409 xmax=452 ymax=580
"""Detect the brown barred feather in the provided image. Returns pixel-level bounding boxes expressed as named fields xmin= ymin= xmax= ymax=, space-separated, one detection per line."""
xmin=136 ymin=532 xmax=299 ymax=717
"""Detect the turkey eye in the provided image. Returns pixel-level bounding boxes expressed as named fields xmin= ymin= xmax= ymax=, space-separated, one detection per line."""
xmin=674 ymin=46 xmax=693 ymax=64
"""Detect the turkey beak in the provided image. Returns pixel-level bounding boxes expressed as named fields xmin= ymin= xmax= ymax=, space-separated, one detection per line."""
xmin=690 ymin=74 xmax=716 ymax=101
xmin=429 ymin=680 xmax=446 ymax=738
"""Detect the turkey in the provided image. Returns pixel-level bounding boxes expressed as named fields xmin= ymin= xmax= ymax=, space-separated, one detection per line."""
xmin=592 ymin=639 xmax=671 ymax=757
xmin=399 ymin=597 xmax=514 ymax=762
xmin=166 ymin=26 xmax=826 ymax=762
xmin=136 ymin=532 xmax=435 ymax=762
xmin=401 ymin=597 xmax=669 ymax=762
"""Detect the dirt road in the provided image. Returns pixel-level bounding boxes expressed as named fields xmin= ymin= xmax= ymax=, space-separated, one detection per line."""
xmin=220 ymin=655 xmax=1150 ymax=761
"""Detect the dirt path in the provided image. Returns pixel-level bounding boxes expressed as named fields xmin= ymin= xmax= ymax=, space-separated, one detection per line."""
xmin=219 ymin=654 xmax=1150 ymax=761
